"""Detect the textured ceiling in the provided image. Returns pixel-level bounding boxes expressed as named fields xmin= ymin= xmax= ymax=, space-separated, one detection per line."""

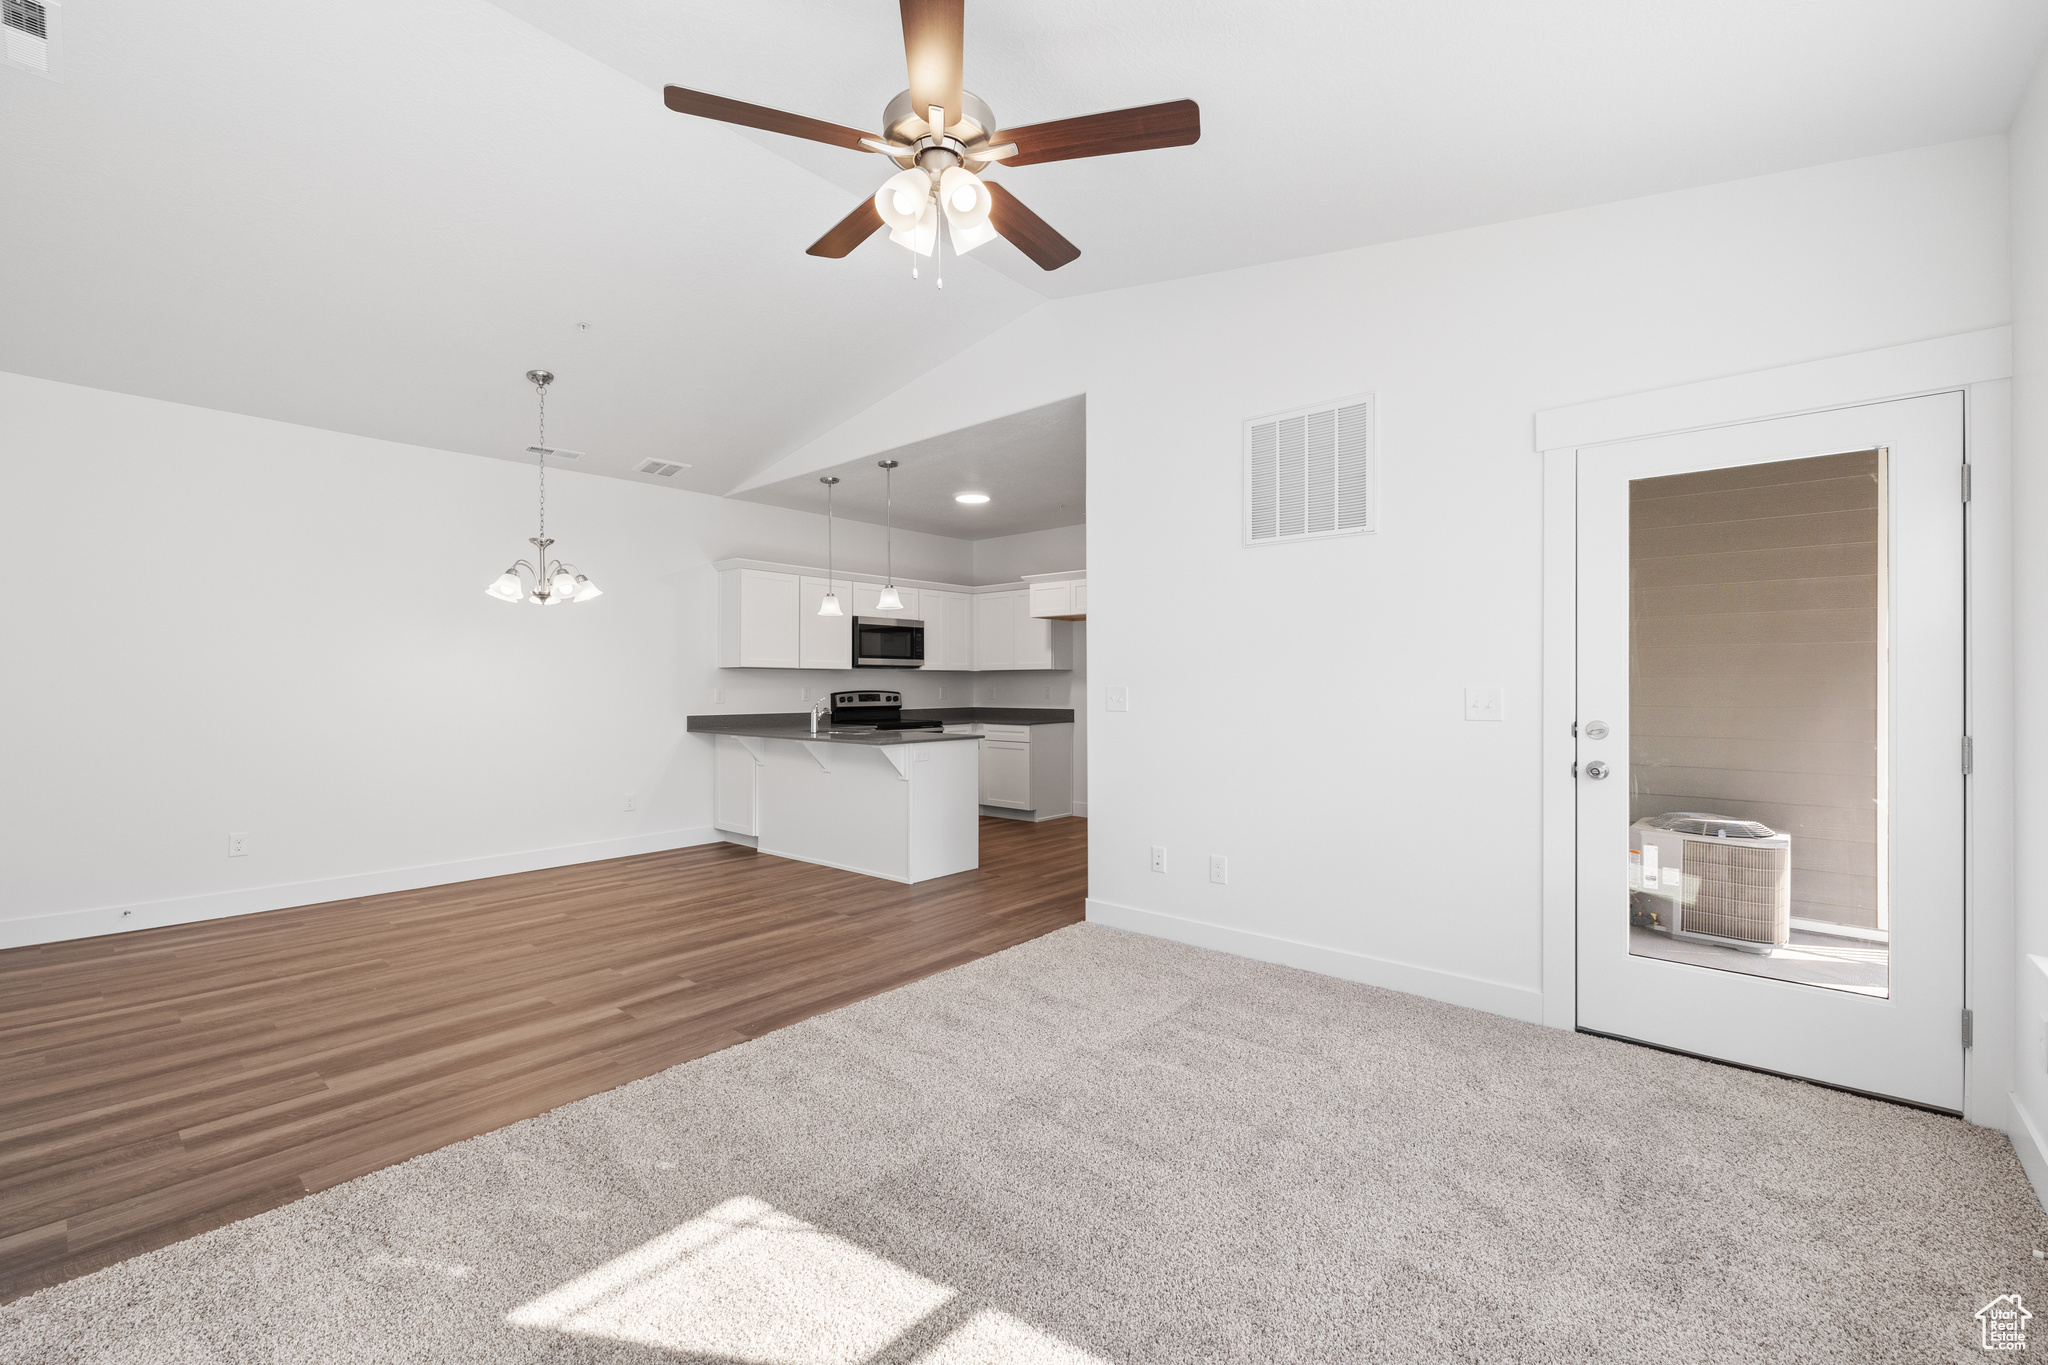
xmin=731 ymin=396 xmax=1084 ymax=539
xmin=2 ymin=0 xmax=2044 ymax=498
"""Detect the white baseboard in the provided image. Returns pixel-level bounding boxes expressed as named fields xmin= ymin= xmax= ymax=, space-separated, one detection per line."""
xmin=0 ymin=827 xmax=736 ymax=951
xmin=1084 ymin=897 xmax=1546 ymax=1024
xmin=1072 ymin=800 xmax=1088 ymax=817
xmin=2008 ymin=1093 xmax=2048 ymax=1214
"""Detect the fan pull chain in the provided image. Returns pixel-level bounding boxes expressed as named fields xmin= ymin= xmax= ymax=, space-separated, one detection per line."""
xmin=937 ymin=211 xmax=945 ymax=290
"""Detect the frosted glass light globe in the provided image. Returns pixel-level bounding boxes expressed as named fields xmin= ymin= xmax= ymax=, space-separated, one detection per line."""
xmin=893 ymin=188 xmax=921 ymax=217
xmin=951 ymin=184 xmax=977 ymax=212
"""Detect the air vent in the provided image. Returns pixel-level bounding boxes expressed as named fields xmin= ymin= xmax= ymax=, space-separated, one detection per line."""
xmin=634 ymin=458 xmax=692 ymax=478
xmin=524 ymin=444 xmax=582 ymax=461
xmin=3 ymin=0 xmax=55 ymax=76
xmin=1243 ymin=394 xmax=1376 ymax=545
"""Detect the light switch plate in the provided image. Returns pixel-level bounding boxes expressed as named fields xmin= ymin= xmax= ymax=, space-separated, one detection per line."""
xmin=1106 ymin=686 xmax=1129 ymax=712
xmin=1465 ymin=686 xmax=1505 ymax=721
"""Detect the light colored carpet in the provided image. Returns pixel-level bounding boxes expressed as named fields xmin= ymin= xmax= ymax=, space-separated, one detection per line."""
xmin=4 ymin=923 xmax=2042 ymax=1363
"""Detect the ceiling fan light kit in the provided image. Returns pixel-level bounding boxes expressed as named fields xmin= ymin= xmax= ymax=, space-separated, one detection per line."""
xmin=661 ymin=0 xmax=1198 ymax=274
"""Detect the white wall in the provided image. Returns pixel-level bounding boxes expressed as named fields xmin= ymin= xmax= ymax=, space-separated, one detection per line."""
xmin=2007 ymin=56 xmax=2048 ymax=1194
xmin=0 ymin=371 xmax=987 ymax=945
xmin=971 ymin=524 xmax=1086 ymax=583
xmin=765 ymin=137 xmax=2013 ymax=1023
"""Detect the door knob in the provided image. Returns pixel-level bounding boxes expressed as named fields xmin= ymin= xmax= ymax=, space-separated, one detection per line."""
xmin=1585 ymin=760 xmax=1611 ymax=780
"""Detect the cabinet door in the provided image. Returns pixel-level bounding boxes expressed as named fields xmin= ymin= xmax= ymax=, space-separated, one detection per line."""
xmin=853 ymin=583 xmax=920 ymax=619
xmin=981 ymin=741 xmax=1032 ymax=808
xmin=1014 ymin=599 xmax=1053 ymax=670
xmin=1028 ymin=581 xmax=1072 ymax=618
xmin=798 ymin=577 xmax=852 ymax=669
xmin=943 ymin=592 xmax=974 ymax=669
xmin=974 ymin=593 xmax=1014 ymax=670
xmin=739 ymin=570 xmax=801 ymax=668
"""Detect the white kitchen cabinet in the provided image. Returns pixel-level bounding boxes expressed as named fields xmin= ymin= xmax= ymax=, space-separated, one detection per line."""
xmin=975 ymin=591 xmax=1073 ymax=671
xmin=1028 ymin=576 xmax=1087 ymax=620
xmin=979 ymin=741 xmax=1032 ymax=808
xmin=719 ymin=568 xmax=801 ymax=669
xmin=974 ymin=722 xmax=1075 ymax=818
xmin=921 ymin=589 xmax=973 ymax=671
xmin=798 ymin=576 xmax=852 ymax=669
xmin=974 ymin=591 xmax=1017 ymax=670
xmin=853 ymin=582 xmax=920 ymax=619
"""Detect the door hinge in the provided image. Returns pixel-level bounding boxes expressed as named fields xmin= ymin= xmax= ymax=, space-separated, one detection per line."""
xmin=1961 ymin=463 xmax=1972 ymax=502
xmin=1963 ymin=1008 xmax=1975 ymax=1049
xmin=1962 ymin=735 xmax=1974 ymax=775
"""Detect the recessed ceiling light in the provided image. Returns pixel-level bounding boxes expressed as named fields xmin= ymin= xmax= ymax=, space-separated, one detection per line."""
xmin=955 ymin=492 xmax=990 ymax=504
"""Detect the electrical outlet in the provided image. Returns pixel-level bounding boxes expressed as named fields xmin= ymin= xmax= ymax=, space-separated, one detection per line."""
xmin=938 ymin=685 xmax=947 ymax=700
xmin=1208 ymin=854 xmax=1228 ymax=885
xmin=1106 ymin=686 xmax=1129 ymax=712
xmin=1043 ymin=685 xmax=1052 ymax=700
xmin=1465 ymin=687 xmax=1505 ymax=721
xmin=1150 ymin=846 xmax=1167 ymax=874
xmin=800 ymin=687 xmax=809 ymax=702
xmin=228 ymin=832 xmax=249 ymax=858
xmin=625 ymin=793 xmax=637 ymax=812
xmin=713 ymin=687 xmax=726 ymax=705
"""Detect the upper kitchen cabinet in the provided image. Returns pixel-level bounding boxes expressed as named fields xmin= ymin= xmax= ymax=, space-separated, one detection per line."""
xmin=719 ymin=568 xmax=801 ymax=669
xmin=798 ymin=576 xmax=852 ymax=669
xmin=921 ymin=589 xmax=973 ymax=671
xmin=975 ymin=590 xmax=1073 ymax=671
xmin=853 ymin=582 xmax=920 ymax=619
xmin=1025 ymin=572 xmax=1087 ymax=620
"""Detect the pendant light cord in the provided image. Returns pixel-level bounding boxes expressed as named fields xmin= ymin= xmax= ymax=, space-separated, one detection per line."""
xmin=885 ymin=464 xmax=894 ymax=586
xmin=536 ymin=377 xmax=547 ymax=543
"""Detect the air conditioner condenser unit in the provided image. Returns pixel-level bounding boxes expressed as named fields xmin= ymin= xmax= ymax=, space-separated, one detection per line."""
xmin=1630 ymin=812 xmax=1791 ymax=952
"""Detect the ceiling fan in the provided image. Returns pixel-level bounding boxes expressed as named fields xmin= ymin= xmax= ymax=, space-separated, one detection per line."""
xmin=661 ymin=0 xmax=1200 ymax=273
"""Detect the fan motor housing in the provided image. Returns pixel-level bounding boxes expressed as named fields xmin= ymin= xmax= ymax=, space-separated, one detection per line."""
xmin=883 ymin=88 xmax=997 ymax=156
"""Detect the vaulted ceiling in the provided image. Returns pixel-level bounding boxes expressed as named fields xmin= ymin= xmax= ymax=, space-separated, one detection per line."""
xmin=3 ymin=0 xmax=2044 ymax=495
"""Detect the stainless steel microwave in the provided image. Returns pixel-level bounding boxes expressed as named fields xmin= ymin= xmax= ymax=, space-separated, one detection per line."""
xmin=852 ymin=616 xmax=924 ymax=669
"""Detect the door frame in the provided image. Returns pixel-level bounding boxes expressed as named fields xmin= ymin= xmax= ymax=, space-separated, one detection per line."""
xmin=1533 ymin=326 xmax=2014 ymax=1130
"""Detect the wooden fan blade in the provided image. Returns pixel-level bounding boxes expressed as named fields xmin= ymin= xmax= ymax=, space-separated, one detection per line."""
xmin=900 ymin=0 xmax=964 ymax=134
xmin=807 ymin=197 xmax=886 ymax=258
xmin=984 ymin=181 xmax=1079 ymax=270
xmin=1000 ymin=99 xmax=1200 ymax=165
xmin=663 ymin=86 xmax=875 ymax=152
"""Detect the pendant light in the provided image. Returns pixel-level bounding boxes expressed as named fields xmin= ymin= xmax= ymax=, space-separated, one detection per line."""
xmin=817 ymin=476 xmax=844 ymax=616
xmin=876 ymin=459 xmax=904 ymax=612
xmin=484 ymin=370 xmax=602 ymax=606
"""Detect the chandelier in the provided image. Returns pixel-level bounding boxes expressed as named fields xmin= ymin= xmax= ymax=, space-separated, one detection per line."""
xmin=484 ymin=370 xmax=602 ymax=606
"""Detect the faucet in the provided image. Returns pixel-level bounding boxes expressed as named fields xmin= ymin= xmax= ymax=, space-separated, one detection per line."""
xmin=810 ymin=695 xmax=831 ymax=735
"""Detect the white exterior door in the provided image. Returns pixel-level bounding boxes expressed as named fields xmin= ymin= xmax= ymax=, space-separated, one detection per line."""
xmin=1574 ymin=392 xmax=1964 ymax=1110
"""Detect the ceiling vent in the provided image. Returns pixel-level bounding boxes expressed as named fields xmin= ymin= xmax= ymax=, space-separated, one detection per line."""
xmin=524 ymin=444 xmax=582 ymax=461
xmin=3 ymin=0 xmax=56 ymax=77
xmin=634 ymin=458 xmax=692 ymax=478
xmin=1243 ymin=394 xmax=1376 ymax=546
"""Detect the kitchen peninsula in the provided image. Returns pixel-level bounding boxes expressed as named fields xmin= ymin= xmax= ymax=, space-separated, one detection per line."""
xmin=690 ymin=702 xmax=1077 ymax=884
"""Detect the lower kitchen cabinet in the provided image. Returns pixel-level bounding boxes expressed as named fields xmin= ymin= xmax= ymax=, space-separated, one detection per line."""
xmin=972 ymin=723 xmax=1074 ymax=819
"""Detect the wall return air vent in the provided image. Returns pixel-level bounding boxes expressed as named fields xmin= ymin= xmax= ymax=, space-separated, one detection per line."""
xmin=634 ymin=458 xmax=692 ymax=478
xmin=3 ymin=0 xmax=57 ymax=77
xmin=1242 ymin=393 xmax=1377 ymax=546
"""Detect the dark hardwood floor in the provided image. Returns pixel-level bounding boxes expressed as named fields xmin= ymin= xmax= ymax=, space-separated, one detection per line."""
xmin=0 ymin=816 xmax=1087 ymax=1301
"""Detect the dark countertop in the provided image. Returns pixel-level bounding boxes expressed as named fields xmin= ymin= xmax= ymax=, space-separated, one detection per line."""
xmin=688 ymin=706 xmax=1075 ymax=743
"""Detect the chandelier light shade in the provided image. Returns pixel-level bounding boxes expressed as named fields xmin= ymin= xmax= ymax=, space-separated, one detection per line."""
xmin=876 ymin=459 xmax=904 ymax=612
xmin=818 ymin=475 xmax=843 ymax=616
xmin=484 ymin=370 xmax=602 ymax=607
